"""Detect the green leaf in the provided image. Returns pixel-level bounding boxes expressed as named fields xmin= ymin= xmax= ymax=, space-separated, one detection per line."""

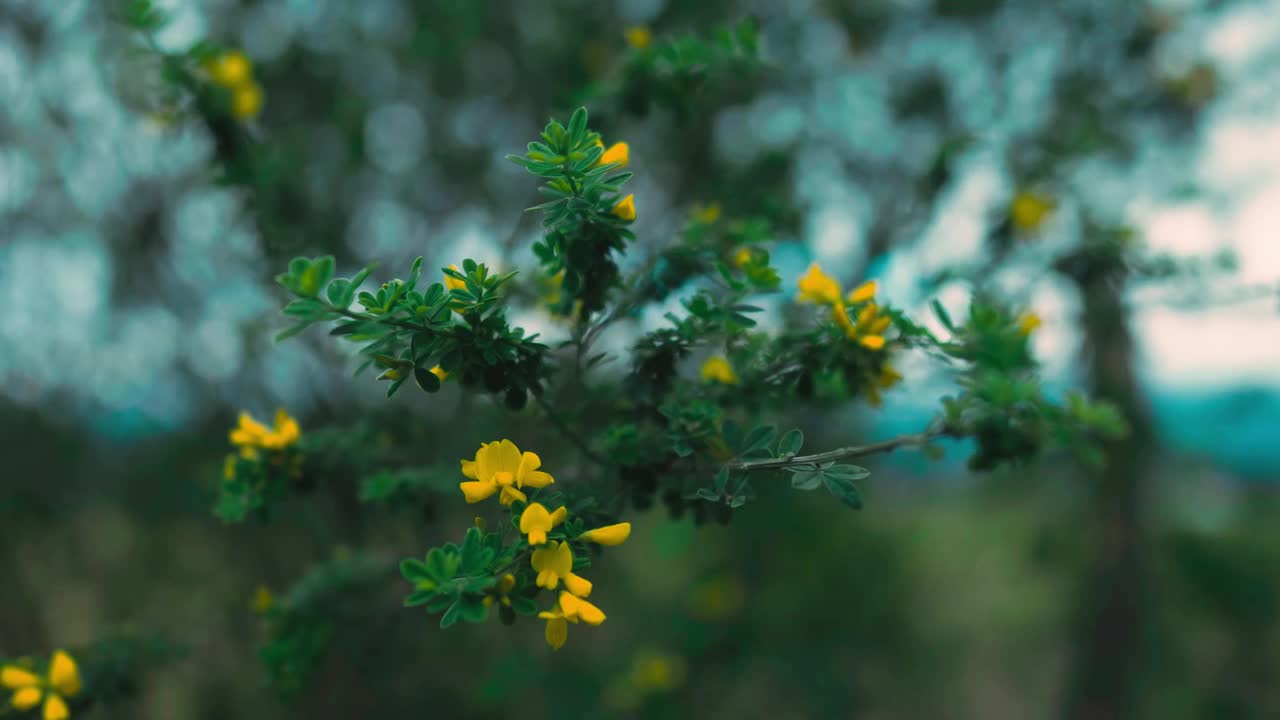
xmin=823 ymin=474 xmax=864 ymax=510
xmin=326 ymin=279 xmax=351 ymax=307
xmin=274 ymin=323 xmax=310 ymax=342
xmin=778 ymin=428 xmax=804 ymax=457
xmin=400 ymin=558 xmax=431 ymax=582
xmin=566 ymin=107 xmax=588 ymax=146
xmin=414 ymin=367 xmax=442 ymax=393
xmin=298 ymin=256 xmax=334 ymax=297
xmin=459 ymin=527 xmax=489 ymax=574
xmin=931 ymin=299 xmax=955 ymax=332
xmin=712 ymin=467 xmax=729 ymax=493
xmin=790 ymin=471 xmax=823 ymax=491
xmin=403 ymin=589 xmax=436 ymax=607
xmin=439 ymin=600 xmax=463 ymax=629
xmin=510 ymin=595 xmax=538 ymax=616
xmin=823 ymin=464 xmax=870 ymax=481
xmin=742 ymin=424 xmax=776 ymax=453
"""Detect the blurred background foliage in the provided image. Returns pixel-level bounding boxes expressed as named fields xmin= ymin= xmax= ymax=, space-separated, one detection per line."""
xmin=3 ymin=0 xmax=1280 ymax=718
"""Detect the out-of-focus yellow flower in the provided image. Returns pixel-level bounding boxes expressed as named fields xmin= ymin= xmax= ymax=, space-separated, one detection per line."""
xmin=458 ymin=440 xmax=555 ymax=506
xmin=629 ymin=651 xmax=687 ymax=692
xmin=251 ymin=585 xmax=275 ymax=614
xmin=847 ymin=280 xmax=877 ymax=304
xmin=222 ymin=455 xmax=237 ymax=480
xmin=519 ymin=502 xmax=568 ymax=546
xmin=428 ymin=366 xmax=448 ymax=382
xmin=531 ymin=541 xmax=592 ymax=597
xmin=579 ymin=522 xmax=631 ymax=546
xmin=1018 ymin=312 xmax=1042 ymax=335
xmin=865 ymin=363 xmax=904 ymax=407
xmin=229 ymin=410 xmax=300 ymax=456
xmin=733 ymin=247 xmax=754 ymax=267
xmin=613 ymin=194 xmax=636 ymax=221
xmin=849 ymin=303 xmax=891 ymax=350
xmin=690 ymin=575 xmax=744 ymax=621
xmin=230 ymin=83 xmax=264 ymax=120
xmin=2 ymin=650 xmax=80 ymax=720
xmin=597 ymin=142 xmax=630 ymax=169
xmin=625 ymin=26 xmax=653 ymax=50
xmin=796 ymin=263 xmax=841 ymax=305
xmin=206 ymin=50 xmax=252 ymax=88
xmin=694 ymin=203 xmax=722 ymax=224
xmin=1010 ymin=191 xmax=1055 ymax=234
xmin=700 ymin=356 xmax=739 ymax=385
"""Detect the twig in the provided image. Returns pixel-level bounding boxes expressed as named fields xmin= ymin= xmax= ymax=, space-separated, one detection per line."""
xmin=729 ymin=427 xmax=953 ymax=472
xmin=534 ymin=395 xmax=612 ymax=468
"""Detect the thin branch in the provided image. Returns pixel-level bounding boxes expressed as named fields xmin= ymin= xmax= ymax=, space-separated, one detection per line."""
xmin=729 ymin=427 xmax=954 ymax=472
xmin=534 ymin=395 xmax=612 ymax=468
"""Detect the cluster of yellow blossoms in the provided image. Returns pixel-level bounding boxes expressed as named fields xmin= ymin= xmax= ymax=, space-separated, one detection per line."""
xmin=594 ymin=137 xmax=636 ymax=221
xmin=796 ymin=263 xmax=891 ymax=350
xmin=203 ymin=50 xmax=264 ymax=120
xmin=2 ymin=651 xmax=80 ymax=720
xmin=797 ymin=264 xmax=904 ymax=405
xmin=458 ymin=439 xmax=632 ymax=649
xmin=228 ymin=409 xmax=300 ymax=459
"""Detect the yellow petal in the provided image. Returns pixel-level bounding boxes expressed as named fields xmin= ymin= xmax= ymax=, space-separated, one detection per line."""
xmin=548 ymin=506 xmax=568 ymax=526
xmin=47 ymin=652 xmax=78 ymax=698
xmin=560 ymin=592 xmax=606 ymax=625
xmin=11 ymin=686 xmax=41 ymax=710
xmin=563 ymin=572 xmax=593 ymax=598
xmin=535 ymin=568 xmax=559 ymax=590
xmin=479 ymin=439 xmax=522 ymax=481
xmin=612 ymin=194 xmax=636 ymax=221
xmin=700 ymin=356 xmax=738 ymax=385
xmin=206 ymin=50 xmax=252 ymax=88
xmin=831 ymin=303 xmax=854 ymax=333
xmin=520 ymin=503 xmax=553 ymax=545
xmin=515 ymin=451 xmax=543 ymax=487
xmin=866 ymin=315 xmax=891 ymax=335
xmin=796 ymin=263 xmax=841 ymax=305
xmin=858 ymin=335 xmax=886 ymax=351
xmin=1 ymin=666 xmax=40 ymax=689
xmin=847 ymin=280 xmax=877 ymax=303
xmin=231 ymin=82 xmax=264 ymax=120
xmin=624 ymin=26 xmax=652 ymax=50
xmin=545 ymin=616 xmax=568 ymax=650
xmin=460 ymin=457 xmax=478 ymax=479
xmin=598 ymin=142 xmax=630 ymax=169
xmin=498 ymin=573 xmax=516 ymax=594
xmin=43 ymin=694 xmax=68 ymax=720
xmin=580 ymin=522 xmax=631 ymax=547
xmin=459 ymin=480 xmax=497 ymax=503
xmin=855 ymin=304 xmax=878 ymax=328
xmin=498 ymin=485 xmax=527 ymax=506
xmin=429 ymin=365 xmax=448 ymax=381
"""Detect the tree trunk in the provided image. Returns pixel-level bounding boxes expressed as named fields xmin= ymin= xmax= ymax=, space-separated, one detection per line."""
xmin=1061 ymin=250 xmax=1153 ymax=720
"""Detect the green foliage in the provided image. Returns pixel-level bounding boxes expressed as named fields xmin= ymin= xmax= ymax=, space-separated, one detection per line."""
xmin=509 ymin=107 xmax=635 ymax=318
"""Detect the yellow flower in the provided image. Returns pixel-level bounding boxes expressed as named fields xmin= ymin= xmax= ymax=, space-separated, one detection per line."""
xmin=700 ymin=356 xmax=738 ymax=385
xmin=1018 ymin=312 xmax=1042 ymax=335
xmin=443 ymin=264 xmax=468 ymax=293
xmin=865 ymin=363 xmax=903 ymax=407
xmin=612 ymin=194 xmax=636 ymax=221
xmin=251 ymin=585 xmax=275 ymax=614
xmin=847 ymin=280 xmax=877 ymax=304
xmin=206 ymin=50 xmax=252 ymax=88
xmin=695 ymin=203 xmax=722 ymax=224
xmin=597 ymin=142 xmax=630 ymax=169
xmin=538 ymin=591 xmax=607 ymax=650
xmin=1010 ymin=191 xmax=1055 ymax=233
xmin=630 ymin=651 xmax=687 ymax=692
xmin=457 ymin=440 xmax=555 ymax=506
xmin=519 ymin=502 xmax=568 ymax=546
xmin=847 ymin=303 xmax=891 ymax=350
xmin=625 ymin=26 xmax=653 ymax=50
xmin=796 ymin=263 xmax=841 ymax=305
xmin=2 ymin=650 xmax=80 ymax=720
xmin=229 ymin=410 xmax=300 ymax=455
xmin=429 ymin=366 xmax=448 ymax=382
xmin=231 ymin=83 xmax=264 ymax=120
xmin=530 ymin=541 xmax=592 ymax=597
xmin=579 ymin=523 xmax=631 ymax=546
xmin=733 ymin=247 xmax=753 ymax=267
